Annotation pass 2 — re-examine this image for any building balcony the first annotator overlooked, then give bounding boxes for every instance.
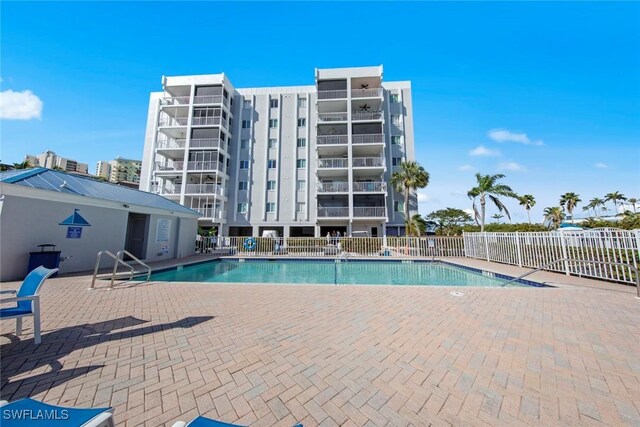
[184,183,225,196]
[159,116,188,127]
[317,135,348,145]
[353,181,386,192]
[317,181,349,193]
[193,95,224,105]
[318,112,348,122]
[154,161,183,172]
[352,157,384,168]
[352,134,384,144]
[318,158,349,169]
[195,207,225,220]
[351,111,383,121]
[160,96,190,106]
[317,207,349,218]
[186,160,226,173]
[351,88,383,98]
[353,207,386,217]
[317,90,348,100]
[156,138,186,149]
[192,116,228,128]
[151,184,181,195]
[190,138,226,151]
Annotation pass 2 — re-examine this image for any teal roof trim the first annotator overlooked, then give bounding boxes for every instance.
[1,167,48,183]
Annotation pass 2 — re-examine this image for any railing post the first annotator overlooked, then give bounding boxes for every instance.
[515,232,522,267]
[484,232,490,262]
[559,233,570,275]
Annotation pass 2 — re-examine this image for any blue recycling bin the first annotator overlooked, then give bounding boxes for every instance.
[27,244,61,277]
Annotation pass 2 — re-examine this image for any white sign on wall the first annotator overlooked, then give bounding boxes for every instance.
[156,219,171,243]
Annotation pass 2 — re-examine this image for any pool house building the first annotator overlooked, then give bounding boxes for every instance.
[140,66,415,238]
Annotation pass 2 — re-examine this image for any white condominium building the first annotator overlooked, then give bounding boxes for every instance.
[140,66,415,237]
[96,157,142,184]
[25,150,89,174]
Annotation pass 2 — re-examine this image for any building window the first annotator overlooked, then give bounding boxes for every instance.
[242,120,251,129]
[238,181,248,191]
[240,160,249,169]
[297,138,306,148]
[391,115,402,126]
[268,159,277,169]
[297,118,306,127]
[390,94,399,103]
[296,180,306,190]
[267,180,276,191]
[296,159,306,168]
[270,99,279,108]
[241,139,249,149]
[391,136,402,145]
[243,100,251,109]
[298,98,307,108]
[392,157,402,167]
[268,139,277,149]
[297,202,305,213]
[269,119,278,128]
[394,201,403,212]
[266,203,276,213]
[237,203,248,213]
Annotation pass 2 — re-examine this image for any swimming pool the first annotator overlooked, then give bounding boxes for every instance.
[148,259,541,287]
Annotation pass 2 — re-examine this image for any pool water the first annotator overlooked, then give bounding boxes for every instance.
[148,260,526,287]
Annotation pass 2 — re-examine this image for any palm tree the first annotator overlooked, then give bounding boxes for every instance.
[13,160,32,170]
[518,194,536,224]
[405,214,427,237]
[390,161,430,235]
[628,197,638,214]
[588,197,605,218]
[544,207,565,229]
[559,192,581,222]
[491,213,504,223]
[467,173,518,232]
[604,192,627,215]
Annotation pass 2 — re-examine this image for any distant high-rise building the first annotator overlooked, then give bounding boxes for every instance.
[95,157,142,184]
[25,150,88,174]
[140,65,415,237]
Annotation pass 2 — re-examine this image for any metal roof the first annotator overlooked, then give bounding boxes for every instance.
[1,168,199,216]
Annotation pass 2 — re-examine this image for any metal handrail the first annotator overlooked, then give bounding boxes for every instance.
[500,258,640,298]
[115,250,151,286]
[90,250,134,290]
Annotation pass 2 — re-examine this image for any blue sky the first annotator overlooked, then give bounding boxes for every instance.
[2,2,639,222]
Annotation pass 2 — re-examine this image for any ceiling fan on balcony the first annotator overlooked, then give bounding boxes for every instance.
[360,83,369,89]
[358,104,371,112]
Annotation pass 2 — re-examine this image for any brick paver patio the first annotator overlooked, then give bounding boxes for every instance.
[1,257,639,426]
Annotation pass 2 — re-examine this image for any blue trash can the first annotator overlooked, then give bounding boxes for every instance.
[27,244,61,277]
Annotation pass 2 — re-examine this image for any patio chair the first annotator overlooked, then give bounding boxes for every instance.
[0,398,114,426]
[172,417,302,427]
[0,266,58,345]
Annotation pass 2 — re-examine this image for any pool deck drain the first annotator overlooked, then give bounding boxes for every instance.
[1,256,639,426]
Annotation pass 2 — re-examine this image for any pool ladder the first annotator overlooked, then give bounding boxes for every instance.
[89,250,151,290]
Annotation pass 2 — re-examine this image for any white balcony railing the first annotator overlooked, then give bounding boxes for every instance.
[352,157,384,168]
[318,158,349,168]
[318,112,348,122]
[152,184,182,195]
[353,182,386,192]
[351,88,383,98]
[317,90,348,100]
[154,161,183,171]
[351,111,383,121]
[186,161,225,173]
[159,116,188,127]
[156,138,186,149]
[352,134,384,144]
[317,207,349,217]
[160,96,190,106]
[195,207,224,220]
[317,135,348,145]
[192,116,221,126]
[193,95,224,105]
[353,207,386,217]
[317,182,349,193]
[184,183,225,196]
[190,138,226,151]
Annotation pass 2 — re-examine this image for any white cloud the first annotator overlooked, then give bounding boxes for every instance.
[498,161,526,172]
[417,191,432,202]
[469,145,500,157]
[463,208,475,217]
[488,128,543,146]
[594,162,608,169]
[457,164,474,171]
[0,89,43,120]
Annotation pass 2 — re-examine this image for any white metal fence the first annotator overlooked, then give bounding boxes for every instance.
[195,236,465,258]
[463,230,640,285]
